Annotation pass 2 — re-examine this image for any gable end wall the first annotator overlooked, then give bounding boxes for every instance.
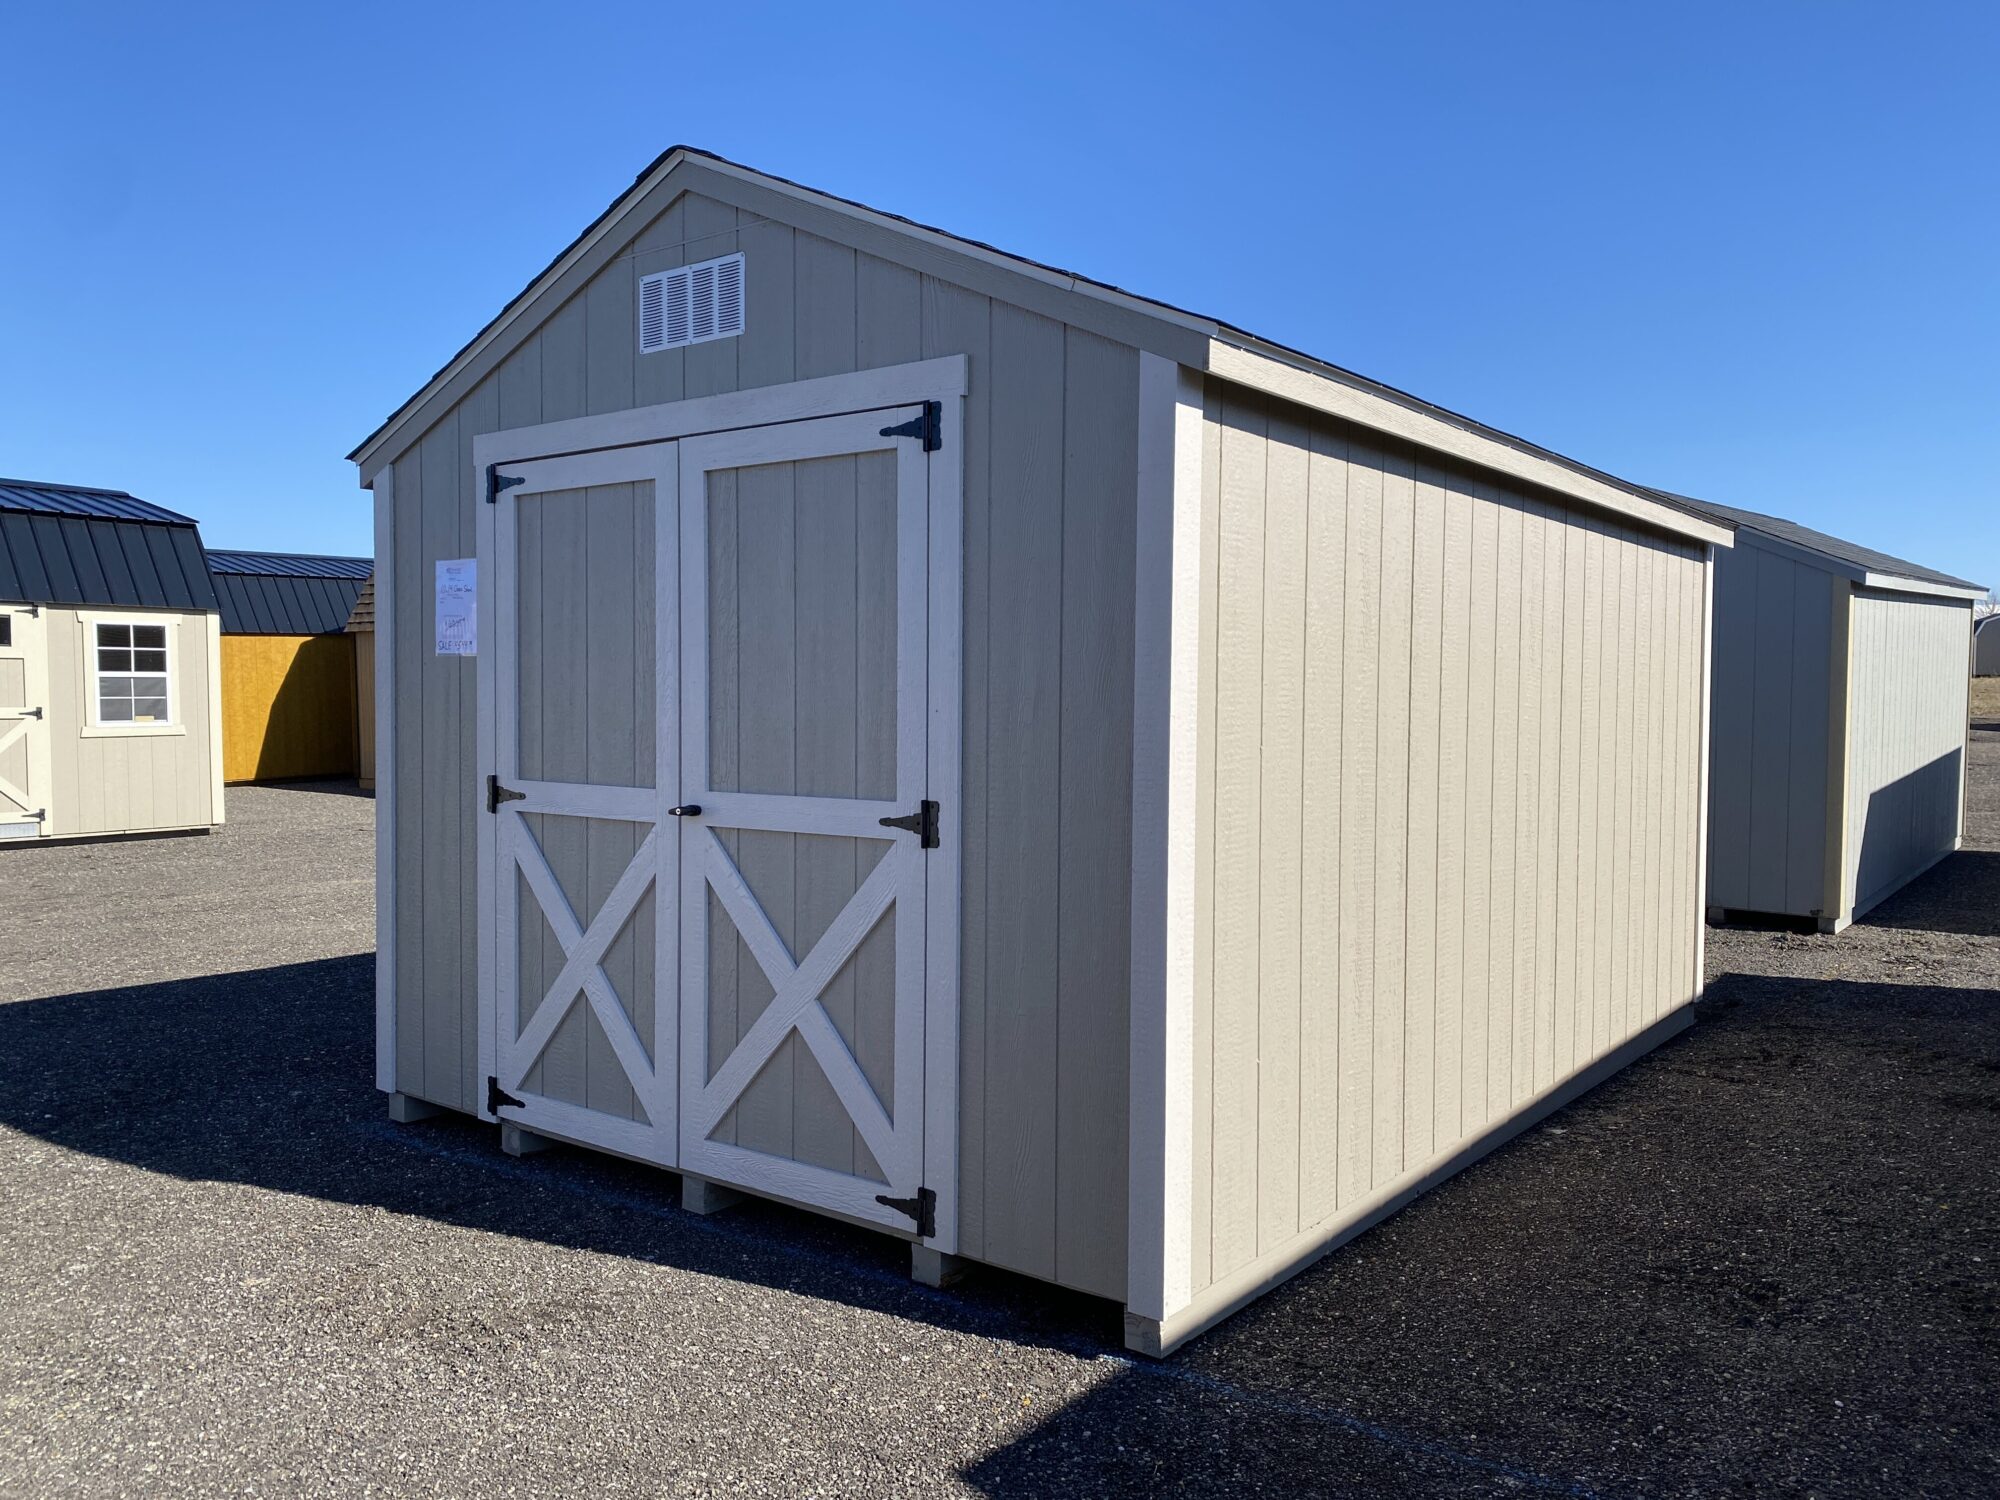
[379,188,1139,1300]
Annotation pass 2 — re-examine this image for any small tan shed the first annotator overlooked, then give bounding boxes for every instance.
[0,479,224,843]
[353,148,1731,1354]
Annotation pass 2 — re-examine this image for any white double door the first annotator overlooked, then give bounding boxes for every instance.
[478,408,949,1238]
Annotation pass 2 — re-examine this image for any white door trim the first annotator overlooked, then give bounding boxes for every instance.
[476,439,680,1166]
[473,355,967,471]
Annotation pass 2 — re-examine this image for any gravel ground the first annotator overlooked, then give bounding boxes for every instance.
[1,720,1996,1498]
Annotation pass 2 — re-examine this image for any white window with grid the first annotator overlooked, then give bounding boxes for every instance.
[93,620,173,726]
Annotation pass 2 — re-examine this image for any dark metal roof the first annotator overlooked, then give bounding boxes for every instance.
[0,479,218,612]
[0,477,199,526]
[205,549,374,581]
[1648,489,1983,593]
[207,553,369,635]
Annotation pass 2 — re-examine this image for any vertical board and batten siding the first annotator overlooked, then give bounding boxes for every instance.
[1185,386,1705,1304]
[1703,538,1837,919]
[45,607,218,835]
[383,190,1137,1298]
[1840,590,1971,918]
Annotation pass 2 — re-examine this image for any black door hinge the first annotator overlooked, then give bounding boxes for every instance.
[21,707,42,721]
[487,773,526,814]
[878,799,939,849]
[875,1185,936,1238]
[487,1076,525,1114]
[879,401,942,452]
[486,464,527,504]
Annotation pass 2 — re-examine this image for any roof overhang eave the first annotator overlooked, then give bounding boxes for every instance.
[1203,341,1736,549]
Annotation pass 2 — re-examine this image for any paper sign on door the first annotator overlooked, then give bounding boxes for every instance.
[436,559,477,656]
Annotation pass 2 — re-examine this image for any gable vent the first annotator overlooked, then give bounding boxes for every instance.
[640,252,745,353]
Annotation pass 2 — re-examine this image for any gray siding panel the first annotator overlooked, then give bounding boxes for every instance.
[1703,538,1836,919]
[1841,591,1971,918]
[383,191,1139,1297]
[1188,386,1706,1305]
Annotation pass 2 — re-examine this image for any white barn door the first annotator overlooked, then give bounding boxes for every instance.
[479,443,679,1165]
[676,408,950,1240]
[0,606,51,839]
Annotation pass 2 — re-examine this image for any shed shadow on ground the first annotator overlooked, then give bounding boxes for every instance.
[4,963,1997,1496]
[962,970,2000,1498]
[0,955,1114,1358]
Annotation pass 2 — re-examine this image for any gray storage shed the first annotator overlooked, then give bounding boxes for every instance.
[0,479,225,842]
[1974,613,2000,676]
[1660,492,1984,931]
[352,147,1732,1353]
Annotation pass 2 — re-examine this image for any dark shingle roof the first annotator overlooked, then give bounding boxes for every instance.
[0,479,218,611]
[1649,490,1983,593]
[344,577,375,633]
[207,551,371,635]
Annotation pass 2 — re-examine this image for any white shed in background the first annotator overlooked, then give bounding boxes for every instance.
[1973,613,2000,677]
[1660,492,1984,931]
[351,147,1732,1355]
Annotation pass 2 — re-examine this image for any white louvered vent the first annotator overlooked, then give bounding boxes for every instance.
[639,252,745,353]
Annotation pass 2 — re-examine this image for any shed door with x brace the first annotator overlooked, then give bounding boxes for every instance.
[676,410,939,1236]
[481,402,953,1241]
[0,607,51,838]
[482,442,679,1164]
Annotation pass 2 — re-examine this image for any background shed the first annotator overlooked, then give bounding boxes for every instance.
[1974,613,2000,676]
[351,147,1729,1354]
[207,550,370,783]
[345,577,376,789]
[1662,493,1984,930]
[0,478,224,841]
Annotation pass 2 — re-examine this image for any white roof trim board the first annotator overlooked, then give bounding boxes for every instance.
[352,147,1737,544]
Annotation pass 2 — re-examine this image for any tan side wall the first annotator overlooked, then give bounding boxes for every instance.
[1185,385,1707,1303]
[46,607,220,836]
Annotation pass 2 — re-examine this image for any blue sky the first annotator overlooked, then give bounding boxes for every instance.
[4,2,1994,588]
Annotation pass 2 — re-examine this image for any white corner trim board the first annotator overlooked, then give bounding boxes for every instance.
[1128,353,1205,1324]
[205,614,225,825]
[372,463,396,1095]
[1205,341,1735,551]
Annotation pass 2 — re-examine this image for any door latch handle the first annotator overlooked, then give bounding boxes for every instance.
[668,804,702,817]
[878,800,940,848]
